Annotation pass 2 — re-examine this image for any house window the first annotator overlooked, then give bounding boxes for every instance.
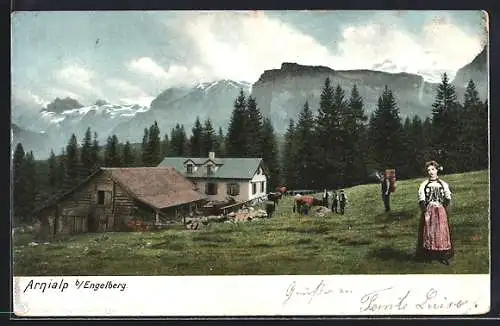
[97,190,111,206]
[227,183,240,196]
[260,181,265,193]
[207,165,213,175]
[187,164,193,174]
[252,182,257,195]
[97,191,105,205]
[205,182,218,195]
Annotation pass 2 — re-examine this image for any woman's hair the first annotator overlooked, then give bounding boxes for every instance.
[425,160,443,172]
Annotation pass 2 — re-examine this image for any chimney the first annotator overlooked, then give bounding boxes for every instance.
[209,151,215,160]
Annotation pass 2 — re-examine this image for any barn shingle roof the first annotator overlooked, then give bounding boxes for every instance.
[33,167,207,214]
[102,167,207,209]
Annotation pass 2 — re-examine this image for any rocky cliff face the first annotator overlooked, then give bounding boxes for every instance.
[453,45,488,99]
[251,63,438,132]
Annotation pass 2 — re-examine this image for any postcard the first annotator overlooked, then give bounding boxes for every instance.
[11,10,490,316]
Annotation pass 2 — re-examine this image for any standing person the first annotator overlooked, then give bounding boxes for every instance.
[339,190,347,215]
[416,160,453,265]
[331,190,338,213]
[379,170,391,212]
[322,188,329,207]
[265,200,276,219]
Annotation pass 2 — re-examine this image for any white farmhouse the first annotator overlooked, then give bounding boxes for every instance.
[158,152,269,203]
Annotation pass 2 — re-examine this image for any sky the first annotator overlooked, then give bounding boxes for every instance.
[11,10,488,110]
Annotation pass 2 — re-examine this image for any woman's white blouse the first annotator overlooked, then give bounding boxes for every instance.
[418,179,452,204]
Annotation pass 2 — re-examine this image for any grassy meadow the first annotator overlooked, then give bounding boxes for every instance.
[13,170,489,276]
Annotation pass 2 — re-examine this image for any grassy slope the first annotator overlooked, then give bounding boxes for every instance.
[13,170,489,276]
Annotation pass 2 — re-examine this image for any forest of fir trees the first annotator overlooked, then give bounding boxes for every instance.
[12,73,488,224]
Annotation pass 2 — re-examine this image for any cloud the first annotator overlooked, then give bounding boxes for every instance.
[177,11,334,82]
[56,63,96,91]
[106,78,147,97]
[167,11,485,83]
[127,56,206,86]
[335,16,484,81]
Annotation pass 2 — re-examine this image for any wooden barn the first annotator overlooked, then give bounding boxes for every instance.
[32,167,207,236]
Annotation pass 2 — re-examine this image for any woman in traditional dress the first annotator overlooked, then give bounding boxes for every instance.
[416,160,454,265]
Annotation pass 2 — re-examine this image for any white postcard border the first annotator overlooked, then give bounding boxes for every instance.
[13,274,490,316]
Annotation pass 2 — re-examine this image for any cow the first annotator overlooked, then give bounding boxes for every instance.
[293,195,325,215]
[275,186,288,196]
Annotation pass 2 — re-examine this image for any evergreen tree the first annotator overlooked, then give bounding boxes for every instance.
[261,118,280,191]
[282,119,298,189]
[141,127,150,166]
[202,118,216,156]
[461,79,487,170]
[22,151,37,220]
[169,124,188,156]
[294,101,317,189]
[344,84,368,185]
[368,85,404,170]
[189,117,204,157]
[13,143,26,222]
[80,127,93,177]
[122,141,135,167]
[245,96,263,157]
[178,125,189,156]
[478,100,489,168]
[314,78,343,188]
[161,133,170,158]
[57,148,66,189]
[431,72,461,173]
[47,149,58,191]
[90,132,101,172]
[226,89,248,157]
[215,127,225,157]
[148,121,162,165]
[64,134,80,189]
[104,135,121,167]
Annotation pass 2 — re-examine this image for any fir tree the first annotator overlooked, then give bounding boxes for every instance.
[141,127,150,166]
[47,149,58,191]
[189,117,204,157]
[202,118,216,156]
[314,78,343,188]
[261,118,280,191]
[368,85,404,170]
[215,127,225,157]
[22,151,37,220]
[294,101,317,189]
[64,134,80,189]
[431,72,461,173]
[282,119,298,189]
[13,143,26,221]
[148,121,162,165]
[90,132,101,172]
[161,133,170,158]
[245,96,263,157]
[226,89,248,157]
[104,135,121,167]
[80,127,93,177]
[344,84,368,185]
[122,141,135,167]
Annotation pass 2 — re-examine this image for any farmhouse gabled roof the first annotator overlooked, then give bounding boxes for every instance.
[33,167,207,215]
[158,156,267,180]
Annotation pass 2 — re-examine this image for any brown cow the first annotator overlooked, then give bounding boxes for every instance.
[275,186,288,196]
[293,195,324,215]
